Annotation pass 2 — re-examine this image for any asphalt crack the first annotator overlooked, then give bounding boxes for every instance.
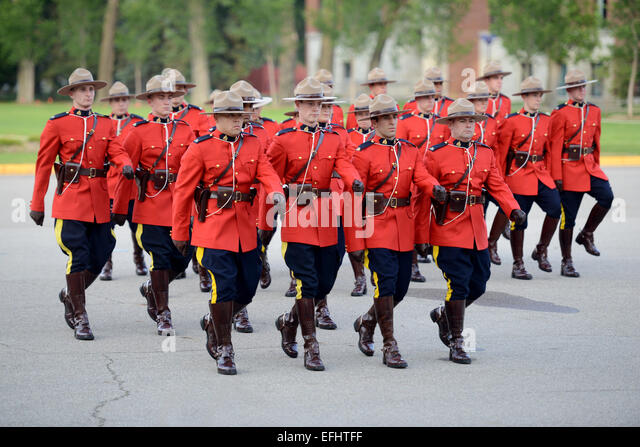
[91,354,131,427]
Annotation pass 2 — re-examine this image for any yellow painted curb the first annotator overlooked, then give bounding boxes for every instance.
[600,156,640,166]
[0,164,35,175]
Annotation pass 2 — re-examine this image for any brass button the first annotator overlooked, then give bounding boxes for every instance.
[216,164,220,168]
[313,166,318,170]
[70,138,74,141]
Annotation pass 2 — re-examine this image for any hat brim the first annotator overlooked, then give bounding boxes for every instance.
[466,94,493,100]
[57,80,108,96]
[175,82,197,89]
[99,93,135,102]
[135,90,184,100]
[556,80,598,90]
[360,79,397,86]
[253,97,273,108]
[369,109,403,118]
[436,113,486,125]
[476,71,512,81]
[284,111,299,117]
[201,109,254,116]
[512,89,552,96]
[414,91,438,99]
[283,95,337,102]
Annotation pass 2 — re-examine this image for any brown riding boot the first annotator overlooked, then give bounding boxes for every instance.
[314,298,337,330]
[354,305,376,356]
[576,203,609,257]
[559,228,580,278]
[151,269,174,335]
[233,303,253,333]
[502,222,511,240]
[348,251,367,296]
[284,275,297,297]
[210,301,236,375]
[132,232,148,276]
[297,298,325,371]
[59,270,98,329]
[198,265,212,293]
[139,278,157,322]
[99,256,113,281]
[445,300,471,364]
[66,271,94,341]
[429,305,450,348]
[510,229,533,280]
[258,229,274,289]
[275,304,299,358]
[374,295,407,368]
[191,251,199,274]
[488,212,509,265]
[410,251,426,282]
[531,215,559,272]
[200,311,218,360]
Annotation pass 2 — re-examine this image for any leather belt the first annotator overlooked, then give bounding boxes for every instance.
[381,196,411,208]
[210,189,254,202]
[150,171,178,183]
[78,167,108,178]
[563,145,594,155]
[514,150,545,163]
[285,184,331,198]
[466,194,485,206]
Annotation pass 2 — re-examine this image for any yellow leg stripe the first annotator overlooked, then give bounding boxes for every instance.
[432,246,452,301]
[111,228,117,240]
[196,246,218,304]
[55,219,73,275]
[281,241,288,260]
[432,245,440,268]
[295,278,303,300]
[136,224,154,271]
[510,220,516,231]
[560,205,566,230]
[363,249,380,299]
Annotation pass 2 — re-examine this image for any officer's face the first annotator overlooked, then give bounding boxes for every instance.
[522,92,543,112]
[242,103,255,125]
[416,96,436,114]
[485,75,504,94]
[372,114,397,139]
[567,85,586,103]
[148,93,172,118]
[171,86,187,107]
[433,82,443,96]
[355,111,371,130]
[69,85,95,109]
[449,117,475,142]
[369,82,388,96]
[109,97,130,116]
[319,104,333,123]
[215,113,244,137]
[471,98,488,114]
[295,100,322,126]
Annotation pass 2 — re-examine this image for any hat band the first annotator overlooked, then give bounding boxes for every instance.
[367,78,389,83]
[415,90,437,97]
[294,93,325,99]
[353,107,369,112]
[483,70,505,77]
[370,107,400,116]
[144,88,176,95]
[447,111,479,118]
[108,92,131,97]
[520,87,545,93]
[566,80,587,86]
[427,78,444,83]
[213,106,245,113]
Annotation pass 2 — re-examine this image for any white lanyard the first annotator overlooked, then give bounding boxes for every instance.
[205,137,238,217]
[144,123,170,199]
[438,145,474,226]
[60,114,89,195]
[509,113,537,177]
[365,142,400,219]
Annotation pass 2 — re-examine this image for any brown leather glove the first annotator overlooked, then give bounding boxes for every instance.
[554,180,563,192]
[172,239,189,257]
[30,211,44,226]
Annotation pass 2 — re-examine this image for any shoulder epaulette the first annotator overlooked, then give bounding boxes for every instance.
[443,96,454,101]
[174,119,189,126]
[555,102,568,110]
[474,141,490,149]
[130,113,145,120]
[250,122,264,129]
[399,138,416,148]
[276,127,296,136]
[587,102,599,108]
[281,118,293,124]
[399,113,413,120]
[188,104,203,111]
[133,120,149,127]
[94,113,109,118]
[262,117,275,123]
[429,142,447,152]
[322,128,339,135]
[329,123,345,130]
[356,141,374,152]
[506,112,519,119]
[208,126,216,132]
[241,132,258,138]
[49,112,69,120]
[500,93,509,99]
[193,134,212,144]
[347,128,355,133]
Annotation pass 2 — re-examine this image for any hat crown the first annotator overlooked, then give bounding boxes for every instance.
[447,98,476,116]
[293,77,325,97]
[108,81,129,96]
[369,94,398,115]
[213,91,245,111]
[209,89,222,101]
[565,69,587,84]
[520,76,544,91]
[314,69,334,85]
[367,67,388,82]
[144,75,176,94]
[230,80,257,99]
[352,93,372,110]
[482,60,504,76]
[68,68,95,85]
[424,67,443,81]
[467,81,490,98]
[414,79,437,95]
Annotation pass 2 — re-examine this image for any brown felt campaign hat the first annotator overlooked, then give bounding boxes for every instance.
[57,68,107,96]
[424,67,446,83]
[361,67,397,86]
[161,68,197,89]
[513,76,552,96]
[368,94,401,118]
[347,93,373,114]
[135,75,182,100]
[414,79,438,98]
[466,81,492,100]
[314,69,335,89]
[556,69,598,90]
[202,91,254,115]
[99,81,135,102]
[230,80,262,104]
[436,98,486,125]
[477,60,512,80]
[283,77,336,101]
[204,89,222,105]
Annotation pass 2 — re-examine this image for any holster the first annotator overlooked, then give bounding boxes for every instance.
[448,190,467,213]
[135,167,150,202]
[432,197,449,225]
[54,162,81,195]
[505,150,516,176]
[194,183,211,222]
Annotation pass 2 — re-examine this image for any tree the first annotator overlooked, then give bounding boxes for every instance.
[609,0,640,117]
[97,0,119,100]
[188,0,210,104]
[0,0,55,103]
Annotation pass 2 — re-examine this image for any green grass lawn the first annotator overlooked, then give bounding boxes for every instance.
[1,101,639,163]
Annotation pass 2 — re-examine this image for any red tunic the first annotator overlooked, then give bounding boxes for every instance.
[549,100,607,192]
[172,130,283,252]
[170,102,210,137]
[113,115,195,226]
[486,93,511,129]
[346,94,375,130]
[264,124,361,247]
[472,114,498,149]
[279,118,298,131]
[402,96,453,117]
[495,110,556,196]
[425,138,520,250]
[332,105,345,127]
[107,113,145,199]
[31,108,132,223]
[259,117,280,139]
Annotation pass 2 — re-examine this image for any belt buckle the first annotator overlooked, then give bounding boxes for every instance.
[89,167,97,178]
[582,147,589,155]
[234,191,242,202]
[389,197,398,208]
[469,195,476,206]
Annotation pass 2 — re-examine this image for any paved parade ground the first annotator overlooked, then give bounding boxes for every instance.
[1,168,638,427]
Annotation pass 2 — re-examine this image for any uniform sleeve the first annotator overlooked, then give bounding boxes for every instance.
[266,135,287,180]
[549,110,565,181]
[105,124,133,172]
[172,144,204,242]
[333,138,361,190]
[593,108,601,166]
[412,150,438,198]
[113,130,141,215]
[344,149,370,252]
[346,104,357,130]
[495,118,513,178]
[30,119,61,212]
[485,150,520,218]
[256,146,284,197]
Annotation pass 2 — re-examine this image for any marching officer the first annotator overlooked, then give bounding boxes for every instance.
[99,81,147,281]
[346,67,396,130]
[112,75,196,336]
[345,93,375,296]
[202,88,221,133]
[252,90,280,139]
[30,68,134,340]
[477,60,512,129]
[348,94,445,368]
[397,79,450,282]
[495,77,562,279]
[314,69,345,127]
[172,91,284,375]
[550,69,613,277]
[425,99,525,364]
[402,67,454,117]
[279,111,299,130]
[266,77,363,371]
[466,81,497,148]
